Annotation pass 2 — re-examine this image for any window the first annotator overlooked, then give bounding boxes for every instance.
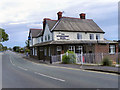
[40,47,43,51]
[76,46,82,53]
[90,34,94,40]
[96,34,100,40]
[41,36,43,42]
[77,33,82,40]
[44,48,47,56]
[35,48,37,56]
[109,45,115,54]
[37,38,40,43]
[33,48,34,55]
[48,35,50,41]
[69,46,75,52]
[57,46,62,51]
[45,36,47,41]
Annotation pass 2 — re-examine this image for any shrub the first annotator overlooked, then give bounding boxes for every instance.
[102,57,112,66]
[62,50,76,64]
[62,54,70,64]
[67,50,76,64]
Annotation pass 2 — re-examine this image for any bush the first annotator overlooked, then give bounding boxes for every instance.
[62,50,76,64]
[102,57,112,66]
[62,54,70,64]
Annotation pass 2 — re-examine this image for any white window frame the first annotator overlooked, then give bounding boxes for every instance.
[90,34,94,40]
[76,46,82,50]
[33,48,34,55]
[77,33,82,40]
[41,36,43,42]
[109,45,115,54]
[45,36,47,41]
[96,34,100,40]
[35,48,37,56]
[69,46,75,52]
[48,34,50,41]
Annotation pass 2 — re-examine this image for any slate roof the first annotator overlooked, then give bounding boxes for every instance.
[47,17,105,33]
[46,20,57,30]
[29,29,42,38]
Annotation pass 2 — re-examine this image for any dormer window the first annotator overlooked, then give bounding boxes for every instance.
[48,34,50,41]
[45,36,47,41]
[41,36,43,42]
[90,34,94,40]
[77,33,82,40]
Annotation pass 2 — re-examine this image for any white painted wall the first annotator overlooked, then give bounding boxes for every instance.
[53,31,104,41]
[29,40,32,47]
[43,23,52,42]
[33,38,38,45]
[29,32,33,47]
[38,37,41,43]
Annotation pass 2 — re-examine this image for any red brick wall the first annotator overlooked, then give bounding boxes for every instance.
[95,43,119,63]
[95,44,109,53]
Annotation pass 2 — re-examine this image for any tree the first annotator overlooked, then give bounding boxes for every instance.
[0,43,3,51]
[13,46,20,52]
[25,40,29,48]
[8,47,12,51]
[3,46,7,51]
[0,28,9,42]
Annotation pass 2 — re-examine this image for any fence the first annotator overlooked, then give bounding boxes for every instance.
[51,55,62,63]
[51,53,120,65]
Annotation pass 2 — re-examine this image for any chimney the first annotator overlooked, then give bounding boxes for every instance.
[57,11,63,20]
[80,13,86,19]
[43,18,51,30]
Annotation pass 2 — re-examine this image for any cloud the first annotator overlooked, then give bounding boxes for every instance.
[0,0,118,47]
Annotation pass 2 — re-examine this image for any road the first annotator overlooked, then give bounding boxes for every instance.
[2,51,119,88]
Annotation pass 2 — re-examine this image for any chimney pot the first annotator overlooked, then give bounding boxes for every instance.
[80,13,86,19]
[57,11,63,20]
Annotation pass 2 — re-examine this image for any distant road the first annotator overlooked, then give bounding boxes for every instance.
[2,51,118,88]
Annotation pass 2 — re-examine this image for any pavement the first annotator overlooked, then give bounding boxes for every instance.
[20,53,120,74]
[2,51,119,88]
[0,52,2,90]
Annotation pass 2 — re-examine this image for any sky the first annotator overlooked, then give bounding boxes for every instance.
[0,0,119,48]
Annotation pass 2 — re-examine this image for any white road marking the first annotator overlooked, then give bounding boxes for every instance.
[10,59,15,66]
[17,66,28,71]
[34,72,65,82]
[33,63,119,76]
[9,52,118,76]
[9,55,28,71]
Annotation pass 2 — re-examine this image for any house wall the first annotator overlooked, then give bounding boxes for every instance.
[53,31,104,41]
[94,43,119,62]
[30,47,39,59]
[29,33,33,47]
[95,44,109,53]
[33,38,38,45]
[38,37,41,43]
[43,23,52,42]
